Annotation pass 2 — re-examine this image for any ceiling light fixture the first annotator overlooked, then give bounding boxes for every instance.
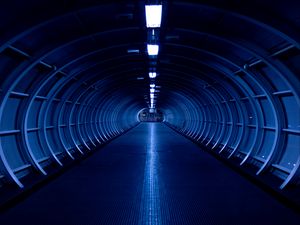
[149,72,157,78]
[147,44,159,56]
[145,5,162,28]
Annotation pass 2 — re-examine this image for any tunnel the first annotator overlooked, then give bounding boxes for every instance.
[0,0,300,224]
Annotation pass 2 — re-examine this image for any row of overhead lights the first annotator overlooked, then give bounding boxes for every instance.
[145,3,162,110]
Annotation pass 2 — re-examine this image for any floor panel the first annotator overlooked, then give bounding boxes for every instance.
[0,123,299,225]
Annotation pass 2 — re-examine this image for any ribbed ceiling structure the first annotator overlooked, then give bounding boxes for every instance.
[0,0,299,200]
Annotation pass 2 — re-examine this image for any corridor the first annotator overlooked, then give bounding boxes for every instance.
[0,123,299,225]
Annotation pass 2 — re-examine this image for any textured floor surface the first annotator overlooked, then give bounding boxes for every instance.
[0,123,299,225]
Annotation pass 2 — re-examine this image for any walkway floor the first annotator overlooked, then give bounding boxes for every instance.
[0,123,299,225]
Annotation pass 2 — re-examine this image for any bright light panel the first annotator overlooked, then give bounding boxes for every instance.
[150,94,154,98]
[150,88,155,93]
[145,5,162,28]
[150,84,155,88]
[149,72,157,78]
[147,44,159,56]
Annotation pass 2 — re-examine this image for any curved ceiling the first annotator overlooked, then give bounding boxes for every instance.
[0,0,299,195]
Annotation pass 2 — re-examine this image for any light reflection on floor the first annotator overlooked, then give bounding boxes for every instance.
[139,123,161,225]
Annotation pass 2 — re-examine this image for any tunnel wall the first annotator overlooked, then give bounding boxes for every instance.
[0,2,151,189]
[0,51,142,188]
[162,48,300,189]
[154,1,300,191]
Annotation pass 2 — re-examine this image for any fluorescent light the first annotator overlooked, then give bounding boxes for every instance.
[150,94,154,98]
[137,77,144,80]
[150,84,155,88]
[147,44,159,56]
[127,49,140,53]
[150,88,155,93]
[149,72,157,78]
[145,5,162,28]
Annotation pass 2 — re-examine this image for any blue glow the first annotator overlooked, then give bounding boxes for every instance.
[138,123,161,224]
